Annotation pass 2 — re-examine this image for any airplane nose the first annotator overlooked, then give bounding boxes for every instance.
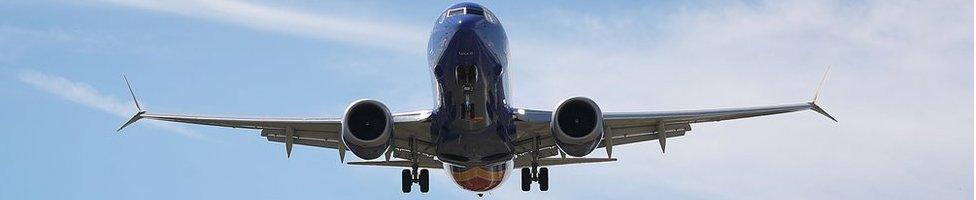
[449,16,484,43]
[454,15,483,31]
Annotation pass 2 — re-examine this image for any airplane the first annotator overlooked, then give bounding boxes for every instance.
[117,2,836,196]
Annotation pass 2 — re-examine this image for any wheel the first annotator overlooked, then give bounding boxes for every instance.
[520,167,531,191]
[538,167,549,191]
[401,169,412,193]
[419,169,430,193]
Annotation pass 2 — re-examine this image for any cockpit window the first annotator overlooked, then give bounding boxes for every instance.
[445,7,485,18]
[483,8,495,23]
[466,8,484,16]
[446,8,465,17]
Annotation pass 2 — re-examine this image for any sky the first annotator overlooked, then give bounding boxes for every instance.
[0,0,972,199]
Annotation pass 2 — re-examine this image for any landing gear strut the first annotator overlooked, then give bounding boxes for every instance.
[521,135,549,192]
[401,138,429,193]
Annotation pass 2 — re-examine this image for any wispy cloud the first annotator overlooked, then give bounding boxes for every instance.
[92,0,427,53]
[17,70,202,139]
[499,1,972,199]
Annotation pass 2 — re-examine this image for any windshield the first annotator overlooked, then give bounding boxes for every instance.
[445,7,485,18]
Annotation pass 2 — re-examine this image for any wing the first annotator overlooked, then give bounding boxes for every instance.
[119,110,438,163]
[511,101,835,168]
[116,77,439,168]
[512,68,836,168]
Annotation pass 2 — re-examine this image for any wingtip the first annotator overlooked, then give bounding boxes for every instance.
[122,74,143,111]
[117,111,146,132]
[118,75,147,133]
[807,66,836,122]
[809,102,837,122]
[812,65,831,103]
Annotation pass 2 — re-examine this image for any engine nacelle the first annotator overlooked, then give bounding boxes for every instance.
[341,99,393,160]
[551,97,605,157]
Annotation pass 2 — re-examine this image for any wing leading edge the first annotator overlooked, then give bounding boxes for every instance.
[512,101,835,167]
[115,76,437,166]
[512,68,837,167]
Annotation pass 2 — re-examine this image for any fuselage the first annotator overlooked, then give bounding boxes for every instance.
[427,2,513,192]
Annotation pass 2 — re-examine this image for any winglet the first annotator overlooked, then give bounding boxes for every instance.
[117,75,146,132]
[808,66,837,122]
[812,65,830,103]
[117,111,146,132]
[809,102,837,122]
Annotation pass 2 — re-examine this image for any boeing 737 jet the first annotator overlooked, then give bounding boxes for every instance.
[117,2,835,195]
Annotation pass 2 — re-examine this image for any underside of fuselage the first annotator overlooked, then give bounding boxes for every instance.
[446,162,511,192]
[427,2,514,192]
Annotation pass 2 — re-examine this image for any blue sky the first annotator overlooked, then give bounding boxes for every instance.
[1,0,972,199]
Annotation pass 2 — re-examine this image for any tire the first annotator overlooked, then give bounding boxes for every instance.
[401,169,412,193]
[538,167,549,191]
[419,169,430,193]
[520,168,531,191]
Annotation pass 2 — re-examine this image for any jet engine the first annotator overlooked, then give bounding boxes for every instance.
[551,97,604,157]
[341,99,394,160]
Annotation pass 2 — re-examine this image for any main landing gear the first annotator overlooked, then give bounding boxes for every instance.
[521,135,549,192]
[401,166,429,193]
[520,166,549,191]
[401,138,428,193]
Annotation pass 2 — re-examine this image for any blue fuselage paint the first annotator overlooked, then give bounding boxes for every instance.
[427,2,514,169]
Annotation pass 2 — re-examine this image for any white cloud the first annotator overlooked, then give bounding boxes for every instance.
[17,69,202,139]
[92,0,428,53]
[500,0,972,199]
